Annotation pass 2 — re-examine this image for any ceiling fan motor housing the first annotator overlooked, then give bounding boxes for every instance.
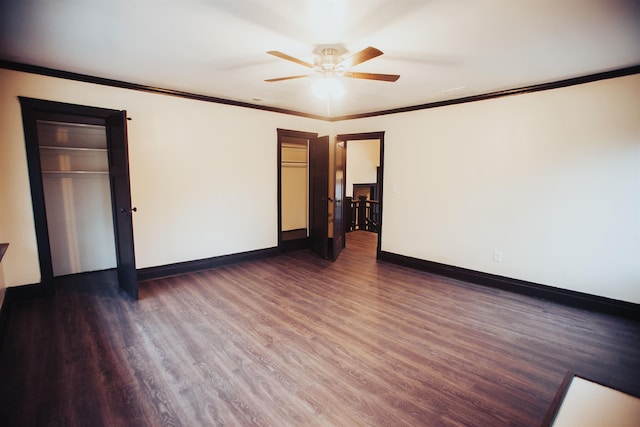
[314,48,345,76]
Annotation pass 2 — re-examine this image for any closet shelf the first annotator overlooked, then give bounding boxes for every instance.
[281,143,308,150]
[40,145,107,152]
[42,170,109,175]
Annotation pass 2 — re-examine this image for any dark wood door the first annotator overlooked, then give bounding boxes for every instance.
[107,111,138,299]
[332,140,346,261]
[309,135,329,259]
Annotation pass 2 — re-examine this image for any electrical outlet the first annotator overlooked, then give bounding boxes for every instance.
[493,250,503,262]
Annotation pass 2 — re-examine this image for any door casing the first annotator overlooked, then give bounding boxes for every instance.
[277,128,318,253]
[336,131,385,258]
[19,97,138,299]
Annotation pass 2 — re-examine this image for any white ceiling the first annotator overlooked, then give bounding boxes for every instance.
[1,0,639,118]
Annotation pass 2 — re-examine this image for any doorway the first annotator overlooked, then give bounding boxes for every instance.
[277,129,337,259]
[20,98,138,299]
[336,132,385,258]
[278,129,382,260]
[278,129,317,253]
[37,120,116,276]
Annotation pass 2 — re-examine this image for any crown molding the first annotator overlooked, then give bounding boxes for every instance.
[330,64,640,121]
[0,59,329,121]
[2,59,638,122]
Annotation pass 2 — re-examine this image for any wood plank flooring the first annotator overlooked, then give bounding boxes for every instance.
[1,231,639,426]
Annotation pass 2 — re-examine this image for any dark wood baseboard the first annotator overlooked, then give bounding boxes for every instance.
[280,237,311,253]
[378,251,640,320]
[282,229,308,241]
[137,247,279,282]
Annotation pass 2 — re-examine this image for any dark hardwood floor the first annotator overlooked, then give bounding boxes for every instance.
[1,231,639,426]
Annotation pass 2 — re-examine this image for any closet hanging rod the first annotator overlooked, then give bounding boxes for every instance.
[37,120,105,130]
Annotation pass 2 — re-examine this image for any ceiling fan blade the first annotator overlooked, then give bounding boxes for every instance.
[340,46,383,68]
[343,71,400,82]
[267,51,314,69]
[264,74,310,82]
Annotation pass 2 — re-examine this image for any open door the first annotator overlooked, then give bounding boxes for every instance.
[309,135,330,259]
[337,131,385,258]
[107,111,138,299]
[332,140,346,261]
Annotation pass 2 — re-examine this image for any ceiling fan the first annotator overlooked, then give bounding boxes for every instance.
[265,46,400,83]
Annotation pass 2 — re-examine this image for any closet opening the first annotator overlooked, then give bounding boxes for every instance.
[20,97,138,299]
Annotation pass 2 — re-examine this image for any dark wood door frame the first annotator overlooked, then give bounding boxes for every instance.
[336,131,385,258]
[19,97,138,299]
[276,129,318,253]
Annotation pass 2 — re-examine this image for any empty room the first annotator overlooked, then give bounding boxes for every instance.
[0,1,639,426]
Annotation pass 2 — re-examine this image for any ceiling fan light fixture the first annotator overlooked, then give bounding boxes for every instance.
[313,48,343,72]
[311,75,345,100]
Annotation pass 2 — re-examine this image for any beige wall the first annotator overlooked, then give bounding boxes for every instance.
[1,68,638,305]
[336,74,640,304]
[281,143,308,231]
[0,68,329,291]
[346,139,380,198]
